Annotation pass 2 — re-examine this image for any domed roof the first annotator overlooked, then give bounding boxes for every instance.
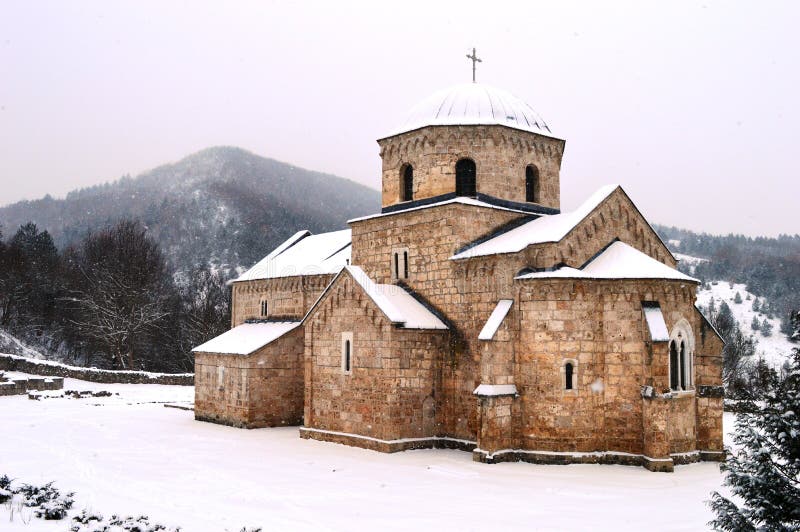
[383,82,557,139]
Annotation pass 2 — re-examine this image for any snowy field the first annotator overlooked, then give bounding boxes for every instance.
[0,375,733,531]
[696,281,795,368]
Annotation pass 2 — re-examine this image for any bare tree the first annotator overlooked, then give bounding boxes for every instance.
[63,221,171,370]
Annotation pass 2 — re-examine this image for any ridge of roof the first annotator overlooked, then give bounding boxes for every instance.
[514,241,697,283]
[348,196,531,224]
[233,228,351,282]
[450,185,619,260]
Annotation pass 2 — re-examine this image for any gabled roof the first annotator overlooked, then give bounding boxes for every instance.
[192,322,301,355]
[306,266,448,330]
[234,229,351,282]
[345,266,448,330]
[515,241,697,282]
[451,185,618,260]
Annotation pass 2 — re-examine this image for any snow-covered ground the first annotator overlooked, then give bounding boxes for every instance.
[1,376,731,531]
[696,281,795,368]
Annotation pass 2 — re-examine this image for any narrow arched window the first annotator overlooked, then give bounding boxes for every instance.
[565,362,574,390]
[455,158,476,196]
[260,300,268,317]
[525,165,540,202]
[341,332,353,374]
[669,340,680,390]
[401,164,413,202]
[679,341,687,391]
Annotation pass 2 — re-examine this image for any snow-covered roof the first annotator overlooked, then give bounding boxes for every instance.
[235,229,351,282]
[451,185,618,260]
[515,241,697,282]
[382,83,559,140]
[348,196,530,224]
[478,300,514,340]
[642,304,670,342]
[192,322,301,355]
[473,384,518,396]
[345,266,448,330]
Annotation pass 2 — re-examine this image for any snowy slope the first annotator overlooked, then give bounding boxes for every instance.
[696,281,795,367]
[0,329,46,359]
[0,373,729,531]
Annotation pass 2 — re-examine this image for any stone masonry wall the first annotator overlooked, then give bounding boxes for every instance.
[378,125,564,210]
[511,278,718,458]
[231,274,333,327]
[350,203,528,441]
[303,270,448,442]
[194,326,305,428]
[0,354,193,385]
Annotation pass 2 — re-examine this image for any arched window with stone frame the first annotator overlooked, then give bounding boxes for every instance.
[668,319,695,391]
[455,158,477,196]
[561,358,578,391]
[260,299,268,318]
[525,164,540,202]
[400,163,414,202]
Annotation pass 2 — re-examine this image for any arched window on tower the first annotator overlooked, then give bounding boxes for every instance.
[401,164,414,202]
[525,164,540,202]
[455,158,476,196]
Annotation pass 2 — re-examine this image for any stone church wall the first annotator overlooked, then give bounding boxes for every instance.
[378,125,564,210]
[350,203,528,442]
[503,278,721,468]
[194,326,305,428]
[301,271,448,448]
[231,274,333,327]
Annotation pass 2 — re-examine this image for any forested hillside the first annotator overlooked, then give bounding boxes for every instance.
[0,146,380,275]
[656,224,800,336]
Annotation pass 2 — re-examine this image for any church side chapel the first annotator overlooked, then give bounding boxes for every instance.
[193,52,724,472]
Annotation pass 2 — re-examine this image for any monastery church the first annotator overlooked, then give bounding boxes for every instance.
[193,67,724,472]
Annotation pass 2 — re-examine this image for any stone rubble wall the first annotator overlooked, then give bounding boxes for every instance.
[0,372,64,396]
[0,354,193,385]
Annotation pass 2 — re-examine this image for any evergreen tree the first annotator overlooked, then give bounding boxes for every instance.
[753,298,761,312]
[762,319,774,338]
[734,292,743,304]
[709,339,800,530]
[751,315,761,331]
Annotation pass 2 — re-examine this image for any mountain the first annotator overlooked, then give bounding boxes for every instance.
[0,147,381,274]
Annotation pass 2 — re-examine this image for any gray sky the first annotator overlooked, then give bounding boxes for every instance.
[1,0,798,236]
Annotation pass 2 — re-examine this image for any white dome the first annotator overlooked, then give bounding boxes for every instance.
[384,82,557,139]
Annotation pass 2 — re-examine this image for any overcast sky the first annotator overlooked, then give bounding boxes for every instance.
[1,1,797,236]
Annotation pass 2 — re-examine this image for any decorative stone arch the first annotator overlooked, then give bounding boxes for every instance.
[560,358,579,391]
[669,318,695,391]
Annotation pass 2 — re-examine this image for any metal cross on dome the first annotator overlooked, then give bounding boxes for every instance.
[466,47,482,83]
